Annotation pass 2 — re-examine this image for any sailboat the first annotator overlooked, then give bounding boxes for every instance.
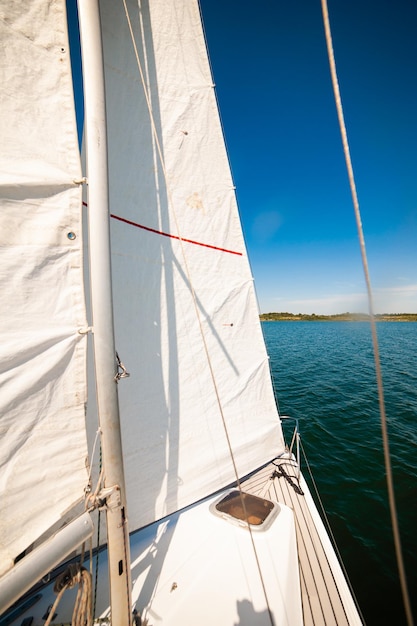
[0,1,363,624]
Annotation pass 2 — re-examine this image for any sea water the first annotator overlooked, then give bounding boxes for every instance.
[262,321,417,626]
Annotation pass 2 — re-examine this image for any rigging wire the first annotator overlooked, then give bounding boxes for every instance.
[299,439,365,622]
[121,2,274,623]
[320,2,414,625]
[93,446,103,622]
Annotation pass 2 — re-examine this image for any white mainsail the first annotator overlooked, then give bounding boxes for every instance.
[99,0,285,532]
[0,2,367,625]
[0,0,284,596]
[0,1,88,576]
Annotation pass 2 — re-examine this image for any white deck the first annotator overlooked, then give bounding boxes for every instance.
[241,458,363,626]
[1,458,363,626]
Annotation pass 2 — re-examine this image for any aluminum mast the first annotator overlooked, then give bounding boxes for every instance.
[77,2,132,624]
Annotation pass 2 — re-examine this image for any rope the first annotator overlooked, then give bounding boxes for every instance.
[321,3,414,625]
[72,568,93,626]
[84,431,104,623]
[299,439,365,622]
[93,445,103,621]
[121,3,274,623]
[271,462,304,495]
[44,563,92,626]
[85,427,102,503]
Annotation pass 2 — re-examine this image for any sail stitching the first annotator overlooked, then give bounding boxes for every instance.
[121,2,274,623]
[120,0,243,484]
[321,3,414,625]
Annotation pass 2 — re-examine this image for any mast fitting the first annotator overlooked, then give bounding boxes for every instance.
[86,485,121,511]
[115,352,130,382]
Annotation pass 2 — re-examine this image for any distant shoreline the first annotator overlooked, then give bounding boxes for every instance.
[260,312,417,322]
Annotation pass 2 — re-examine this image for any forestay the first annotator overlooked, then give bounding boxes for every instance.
[0,1,88,575]
[99,0,285,532]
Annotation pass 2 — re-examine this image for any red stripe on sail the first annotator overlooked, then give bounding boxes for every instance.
[110,213,243,256]
[82,203,242,256]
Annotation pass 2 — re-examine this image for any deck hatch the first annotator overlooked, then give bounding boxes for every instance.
[212,490,279,529]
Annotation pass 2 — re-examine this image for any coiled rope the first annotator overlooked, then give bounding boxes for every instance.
[44,563,92,626]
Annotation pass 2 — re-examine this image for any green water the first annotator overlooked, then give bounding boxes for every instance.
[263,321,417,626]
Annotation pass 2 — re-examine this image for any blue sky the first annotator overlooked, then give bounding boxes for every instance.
[199,0,417,314]
[68,1,417,315]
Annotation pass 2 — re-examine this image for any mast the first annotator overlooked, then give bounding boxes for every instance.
[76,2,132,624]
